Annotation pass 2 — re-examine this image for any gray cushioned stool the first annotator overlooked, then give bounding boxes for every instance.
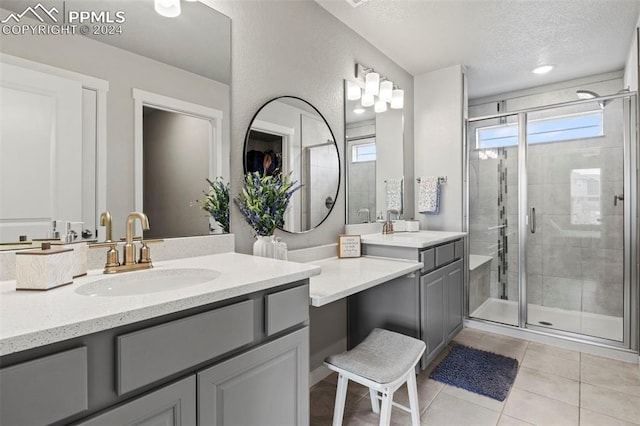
[324,328,426,426]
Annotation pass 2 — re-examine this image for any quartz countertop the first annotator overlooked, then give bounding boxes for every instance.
[0,252,320,356]
[308,256,422,307]
[360,230,467,249]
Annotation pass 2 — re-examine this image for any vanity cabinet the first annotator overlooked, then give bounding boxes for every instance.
[352,238,465,369]
[0,282,310,426]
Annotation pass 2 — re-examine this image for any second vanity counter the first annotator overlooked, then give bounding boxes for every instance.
[0,252,321,356]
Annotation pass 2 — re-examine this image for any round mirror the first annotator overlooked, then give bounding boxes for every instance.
[243,96,340,233]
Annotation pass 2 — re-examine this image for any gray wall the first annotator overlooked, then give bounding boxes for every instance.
[207,0,414,253]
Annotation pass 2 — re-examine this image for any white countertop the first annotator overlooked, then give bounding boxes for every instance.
[308,256,422,307]
[0,252,320,356]
[360,230,467,248]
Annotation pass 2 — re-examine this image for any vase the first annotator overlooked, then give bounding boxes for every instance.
[253,235,275,258]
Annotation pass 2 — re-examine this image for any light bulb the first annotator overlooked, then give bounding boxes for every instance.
[361,93,374,107]
[347,81,362,101]
[391,89,404,109]
[154,0,181,17]
[374,98,387,113]
[365,72,380,96]
[379,80,393,103]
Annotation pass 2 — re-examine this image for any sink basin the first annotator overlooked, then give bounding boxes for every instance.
[75,268,221,297]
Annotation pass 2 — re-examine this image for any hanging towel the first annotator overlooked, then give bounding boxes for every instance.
[418,176,440,214]
[385,177,403,213]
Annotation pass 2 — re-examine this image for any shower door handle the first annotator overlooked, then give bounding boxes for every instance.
[614,194,624,206]
[529,207,536,234]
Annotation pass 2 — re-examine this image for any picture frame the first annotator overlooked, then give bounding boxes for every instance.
[338,234,361,258]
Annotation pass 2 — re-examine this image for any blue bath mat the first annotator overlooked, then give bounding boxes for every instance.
[430,344,518,401]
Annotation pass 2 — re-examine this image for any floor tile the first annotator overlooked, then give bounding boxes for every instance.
[503,388,579,426]
[421,392,501,426]
[441,384,505,412]
[342,393,412,426]
[581,353,640,397]
[513,367,579,406]
[477,333,529,362]
[579,408,640,426]
[497,415,534,426]
[526,341,580,362]
[521,349,580,380]
[394,374,444,414]
[452,327,485,348]
[580,383,640,424]
[310,378,366,425]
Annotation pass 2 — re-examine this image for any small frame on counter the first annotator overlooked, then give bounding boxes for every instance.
[338,234,361,258]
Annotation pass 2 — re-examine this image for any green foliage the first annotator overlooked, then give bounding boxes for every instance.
[200,177,230,233]
[234,171,301,236]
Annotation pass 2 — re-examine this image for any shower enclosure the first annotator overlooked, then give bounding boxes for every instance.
[466,92,638,350]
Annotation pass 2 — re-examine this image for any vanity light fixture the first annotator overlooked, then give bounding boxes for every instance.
[391,88,404,109]
[379,80,393,103]
[531,64,554,74]
[355,63,403,112]
[361,93,375,107]
[154,0,181,17]
[365,71,380,96]
[374,98,387,113]
[347,81,362,100]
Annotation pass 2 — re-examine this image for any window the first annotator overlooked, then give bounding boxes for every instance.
[476,110,604,149]
[352,142,376,163]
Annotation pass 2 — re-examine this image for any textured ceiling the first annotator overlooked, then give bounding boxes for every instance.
[315,0,640,99]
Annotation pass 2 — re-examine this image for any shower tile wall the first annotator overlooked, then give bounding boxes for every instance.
[308,144,340,226]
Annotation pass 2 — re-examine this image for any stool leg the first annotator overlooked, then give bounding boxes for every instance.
[332,373,349,426]
[369,388,380,414]
[378,388,394,426]
[407,371,420,426]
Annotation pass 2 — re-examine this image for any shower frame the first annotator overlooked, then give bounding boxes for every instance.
[464,92,639,352]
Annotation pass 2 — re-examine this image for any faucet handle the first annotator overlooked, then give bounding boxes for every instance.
[89,241,121,270]
[138,239,163,264]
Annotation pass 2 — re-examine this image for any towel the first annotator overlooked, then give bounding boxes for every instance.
[385,178,403,213]
[418,176,440,214]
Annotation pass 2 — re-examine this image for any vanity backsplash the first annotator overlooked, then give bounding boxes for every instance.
[0,235,235,282]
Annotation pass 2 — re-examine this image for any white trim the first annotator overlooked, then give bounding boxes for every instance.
[249,119,296,228]
[132,89,224,233]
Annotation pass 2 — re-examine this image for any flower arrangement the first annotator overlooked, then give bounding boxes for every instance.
[199,177,230,234]
[234,171,301,237]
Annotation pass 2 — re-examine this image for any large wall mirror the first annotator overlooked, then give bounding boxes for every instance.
[244,97,340,233]
[0,0,230,244]
[344,80,404,223]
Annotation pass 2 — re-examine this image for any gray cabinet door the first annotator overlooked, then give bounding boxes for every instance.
[421,268,446,367]
[446,260,464,339]
[77,376,196,426]
[198,327,309,426]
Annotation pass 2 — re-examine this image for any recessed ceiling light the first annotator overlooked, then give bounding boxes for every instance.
[353,107,366,114]
[531,65,554,74]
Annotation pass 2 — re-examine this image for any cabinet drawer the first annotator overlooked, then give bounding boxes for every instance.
[117,300,254,395]
[420,248,435,273]
[454,239,464,260]
[0,347,88,425]
[435,243,455,267]
[265,284,309,336]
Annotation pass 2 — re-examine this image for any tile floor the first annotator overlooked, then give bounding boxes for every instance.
[310,328,640,426]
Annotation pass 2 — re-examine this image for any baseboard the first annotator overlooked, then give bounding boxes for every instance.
[309,365,333,387]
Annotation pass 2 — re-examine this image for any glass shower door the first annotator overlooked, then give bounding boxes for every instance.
[524,97,629,342]
[467,114,520,326]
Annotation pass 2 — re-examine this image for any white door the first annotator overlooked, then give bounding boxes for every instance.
[0,63,83,241]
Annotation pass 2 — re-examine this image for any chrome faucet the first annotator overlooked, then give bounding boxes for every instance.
[357,208,371,223]
[99,211,113,242]
[382,208,399,234]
